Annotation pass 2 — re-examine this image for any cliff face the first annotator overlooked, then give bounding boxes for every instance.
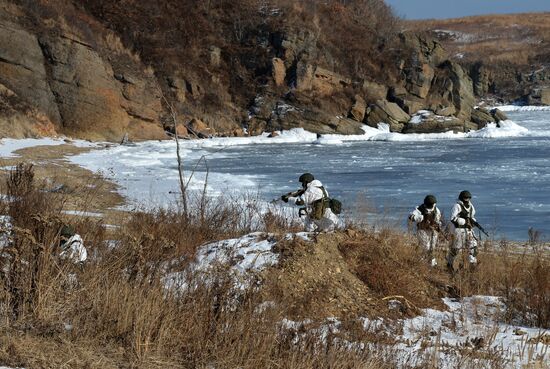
[0,0,166,140]
[409,13,550,104]
[0,1,540,141]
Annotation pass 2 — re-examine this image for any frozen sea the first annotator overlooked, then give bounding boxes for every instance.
[69,107,550,241]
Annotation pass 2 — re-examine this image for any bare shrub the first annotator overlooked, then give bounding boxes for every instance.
[338,229,448,314]
[449,241,550,329]
[503,250,550,328]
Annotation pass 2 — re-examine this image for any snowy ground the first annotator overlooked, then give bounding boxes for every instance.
[0,137,96,158]
[164,232,310,290]
[181,232,550,369]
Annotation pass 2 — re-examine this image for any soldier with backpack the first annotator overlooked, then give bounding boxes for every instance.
[408,195,442,267]
[281,173,340,232]
[447,190,484,269]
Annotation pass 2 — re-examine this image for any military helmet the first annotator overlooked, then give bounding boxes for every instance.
[424,195,437,207]
[298,173,314,184]
[459,190,472,201]
[60,225,76,238]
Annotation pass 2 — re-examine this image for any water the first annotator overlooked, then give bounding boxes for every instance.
[71,109,550,241]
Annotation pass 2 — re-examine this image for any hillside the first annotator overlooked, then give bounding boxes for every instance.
[2,0,544,141]
[408,13,550,103]
[0,0,401,140]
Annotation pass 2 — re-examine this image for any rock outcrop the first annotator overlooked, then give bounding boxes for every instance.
[0,1,538,141]
[365,100,410,132]
[0,22,61,123]
[403,111,477,134]
[348,95,366,122]
[0,5,166,141]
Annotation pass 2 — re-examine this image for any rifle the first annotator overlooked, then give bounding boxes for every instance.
[270,189,305,204]
[281,189,305,202]
[472,220,489,237]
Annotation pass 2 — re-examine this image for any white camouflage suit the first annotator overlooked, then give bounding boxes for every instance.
[291,179,339,232]
[448,201,478,265]
[409,204,442,266]
[60,234,88,264]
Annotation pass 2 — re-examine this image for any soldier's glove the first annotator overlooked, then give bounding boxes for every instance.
[281,195,289,203]
[298,208,307,217]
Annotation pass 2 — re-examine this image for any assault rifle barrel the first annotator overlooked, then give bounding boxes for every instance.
[472,220,489,237]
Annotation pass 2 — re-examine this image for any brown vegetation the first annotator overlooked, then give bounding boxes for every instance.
[0,164,549,367]
[75,0,401,106]
[408,13,550,64]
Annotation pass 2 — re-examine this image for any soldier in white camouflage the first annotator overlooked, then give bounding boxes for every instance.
[409,195,442,267]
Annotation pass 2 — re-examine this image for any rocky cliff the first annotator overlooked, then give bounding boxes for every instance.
[0,0,533,141]
[409,13,550,105]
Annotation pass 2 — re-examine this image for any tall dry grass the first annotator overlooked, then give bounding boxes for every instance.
[0,163,386,368]
[0,164,548,368]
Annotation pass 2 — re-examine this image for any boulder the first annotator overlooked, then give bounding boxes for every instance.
[470,107,495,127]
[348,95,366,122]
[362,80,388,100]
[202,112,240,135]
[296,64,350,96]
[175,124,189,137]
[331,117,365,135]
[435,106,456,117]
[247,117,268,136]
[232,128,245,137]
[404,111,477,133]
[429,61,475,122]
[365,99,410,132]
[269,107,363,135]
[490,108,508,122]
[391,92,425,115]
[188,118,208,132]
[272,58,286,87]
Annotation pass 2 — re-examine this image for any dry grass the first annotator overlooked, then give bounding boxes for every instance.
[0,164,385,368]
[1,164,549,368]
[338,228,449,314]
[408,12,550,64]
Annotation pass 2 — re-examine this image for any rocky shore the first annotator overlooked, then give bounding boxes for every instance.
[0,1,547,142]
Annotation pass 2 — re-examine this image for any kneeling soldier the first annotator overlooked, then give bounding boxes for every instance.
[282,173,339,232]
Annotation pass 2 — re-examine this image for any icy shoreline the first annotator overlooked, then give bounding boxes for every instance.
[0,113,538,157]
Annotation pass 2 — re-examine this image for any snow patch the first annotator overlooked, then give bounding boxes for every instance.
[286,295,549,368]
[0,138,96,158]
[496,105,550,112]
[164,232,313,291]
